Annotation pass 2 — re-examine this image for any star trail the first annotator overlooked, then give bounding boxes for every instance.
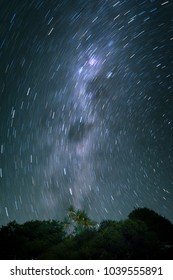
[0,0,173,225]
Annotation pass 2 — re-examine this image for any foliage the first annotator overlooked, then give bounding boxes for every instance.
[62,206,96,235]
[0,207,173,259]
[129,207,173,243]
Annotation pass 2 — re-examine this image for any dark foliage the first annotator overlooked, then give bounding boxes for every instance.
[0,220,64,259]
[129,207,173,243]
[0,208,173,260]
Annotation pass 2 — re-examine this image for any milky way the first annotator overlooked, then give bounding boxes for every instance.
[0,0,173,225]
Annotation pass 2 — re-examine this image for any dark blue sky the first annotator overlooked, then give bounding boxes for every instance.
[0,0,172,225]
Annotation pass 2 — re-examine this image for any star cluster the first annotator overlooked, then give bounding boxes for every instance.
[0,0,173,225]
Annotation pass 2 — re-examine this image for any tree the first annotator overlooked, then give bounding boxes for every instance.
[65,206,96,235]
[0,207,172,260]
[129,208,173,243]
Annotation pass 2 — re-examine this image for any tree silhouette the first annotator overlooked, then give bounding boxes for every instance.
[0,207,173,260]
[129,207,173,243]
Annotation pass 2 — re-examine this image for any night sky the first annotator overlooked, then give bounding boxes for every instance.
[0,0,173,226]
